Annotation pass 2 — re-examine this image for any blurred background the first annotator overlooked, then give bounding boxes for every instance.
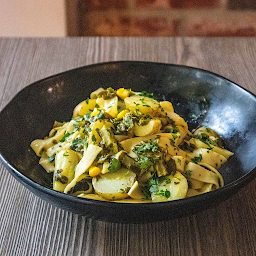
[1,0,256,37]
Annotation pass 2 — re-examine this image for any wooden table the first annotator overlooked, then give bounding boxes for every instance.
[1,37,256,256]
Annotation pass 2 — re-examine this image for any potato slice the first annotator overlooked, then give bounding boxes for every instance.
[151,171,188,202]
[96,96,118,118]
[73,99,97,118]
[90,87,104,99]
[124,95,160,116]
[120,134,157,158]
[160,101,174,112]
[92,168,136,200]
[134,119,162,137]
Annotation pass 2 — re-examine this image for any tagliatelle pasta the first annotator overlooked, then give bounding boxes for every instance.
[31,87,233,203]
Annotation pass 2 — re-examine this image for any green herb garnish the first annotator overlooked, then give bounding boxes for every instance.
[109,158,121,173]
[139,91,154,99]
[70,138,87,151]
[91,134,97,142]
[48,155,55,163]
[73,123,80,132]
[191,154,202,164]
[60,131,72,142]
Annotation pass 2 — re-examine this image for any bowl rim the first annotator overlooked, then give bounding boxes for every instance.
[1,60,256,210]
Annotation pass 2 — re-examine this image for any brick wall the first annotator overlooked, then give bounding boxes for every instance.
[70,0,256,36]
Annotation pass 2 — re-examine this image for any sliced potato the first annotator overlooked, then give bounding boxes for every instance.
[90,87,104,99]
[73,99,97,118]
[134,119,162,137]
[168,171,188,200]
[124,95,160,116]
[92,168,136,200]
[151,171,188,202]
[120,134,157,158]
[96,96,118,118]
[160,101,174,112]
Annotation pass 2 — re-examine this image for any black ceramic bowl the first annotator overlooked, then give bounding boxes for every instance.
[1,61,256,223]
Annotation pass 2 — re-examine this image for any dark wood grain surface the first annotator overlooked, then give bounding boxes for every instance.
[0,37,256,256]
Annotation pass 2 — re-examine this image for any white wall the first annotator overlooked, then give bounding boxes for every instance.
[0,0,66,37]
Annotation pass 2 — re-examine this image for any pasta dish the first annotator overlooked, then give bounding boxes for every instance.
[31,88,233,202]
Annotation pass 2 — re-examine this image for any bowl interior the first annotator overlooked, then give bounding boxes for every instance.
[1,61,256,195]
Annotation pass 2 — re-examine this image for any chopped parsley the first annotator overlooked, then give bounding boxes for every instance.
[134,140,159,154]
[48,155,55,163]
[85,98,89,104]
[155,189,170,198]
[138,157,153,170]
[165,178,171,184]
[109,158,121,173]
[73,115,84,122]
[95,112,105,120]
[60,131,72,142]
[85,110,92,119]
[185,169,192,176]
[193,132,218,148]
[139,91,155,99]
[169,126,179,133]
[73,123,80,132]
[191,154,202,164]
[91,134,97,142]
[140,98,146,104]
[133,140,161,171]
[70,138,87,151]
[55,169,68,184]
[170,139,175,147]
[149,175,159,193]
[149,175,171,198]
[63,152,69,157]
